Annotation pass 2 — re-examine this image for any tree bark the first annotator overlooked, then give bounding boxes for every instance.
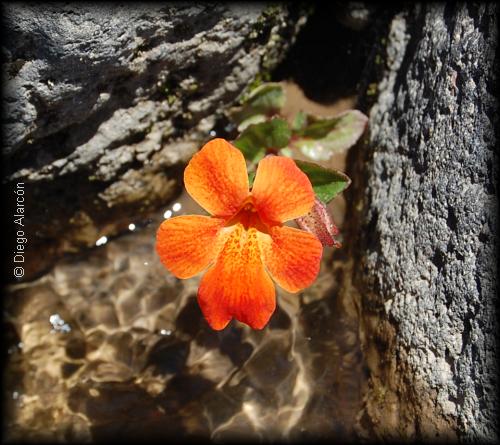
[347,3,498,441]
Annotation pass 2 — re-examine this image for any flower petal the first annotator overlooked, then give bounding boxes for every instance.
[251,156,314,223]
[258,225,323,293]
[184,138,249,217]
[156,215,226,279]
[198,224,276,330]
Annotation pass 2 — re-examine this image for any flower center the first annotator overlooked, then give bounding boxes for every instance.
[242,202,257,213]
[226,196,269,233]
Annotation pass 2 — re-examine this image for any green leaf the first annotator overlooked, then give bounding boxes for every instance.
[294,159,351,203]
[293,110,368,161]
[237,114,267,132]
[234,118,291,163]
[278,147,293,158]
[248,170,256,188]
[291,111,307,132]
[233,83,286,124]
[242,82,285,113]
[297,114,341,139]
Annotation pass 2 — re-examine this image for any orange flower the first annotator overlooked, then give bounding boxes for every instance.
[156,138,323,330]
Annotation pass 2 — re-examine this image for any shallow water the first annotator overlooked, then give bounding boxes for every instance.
[3,84,367,442]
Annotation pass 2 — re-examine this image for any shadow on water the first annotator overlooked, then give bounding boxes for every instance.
[3,3,377,442]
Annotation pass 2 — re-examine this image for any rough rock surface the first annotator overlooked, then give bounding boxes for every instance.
[346,3,498,441]
[2,3,306,280]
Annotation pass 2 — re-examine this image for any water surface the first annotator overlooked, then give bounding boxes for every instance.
[4,83,367,442]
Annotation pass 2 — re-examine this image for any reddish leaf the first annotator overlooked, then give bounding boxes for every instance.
[295,197,341,248]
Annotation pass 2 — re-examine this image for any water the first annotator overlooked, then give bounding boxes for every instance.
[3,84,367,442]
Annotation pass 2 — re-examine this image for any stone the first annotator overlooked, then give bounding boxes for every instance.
[346,3,498,441]
[2,3,307,280]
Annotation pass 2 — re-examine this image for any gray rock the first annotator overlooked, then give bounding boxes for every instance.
[2,3,307,280]
[347,3,498,441]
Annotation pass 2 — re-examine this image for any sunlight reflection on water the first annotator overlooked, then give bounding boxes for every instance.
[4,189,365,442]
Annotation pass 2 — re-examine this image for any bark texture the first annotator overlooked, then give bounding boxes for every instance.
[348,3,498,441]
[2,3,306,280]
